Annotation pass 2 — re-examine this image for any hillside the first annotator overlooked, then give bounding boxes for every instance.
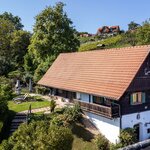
[78,20,150,52]
[79,35,129,52]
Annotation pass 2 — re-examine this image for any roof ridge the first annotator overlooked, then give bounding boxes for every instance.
[110,45,150,51]
[60,45,150,55]
[84,44,150,52]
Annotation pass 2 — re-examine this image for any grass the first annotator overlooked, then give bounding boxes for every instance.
[8,97,50,113]
[79,35,131,52]
[72,136,97,150]
[33,111,45,115]
[72,122,97,150]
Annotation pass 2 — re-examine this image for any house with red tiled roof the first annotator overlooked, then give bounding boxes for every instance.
[38,45,150,143]
[97,25,120,36]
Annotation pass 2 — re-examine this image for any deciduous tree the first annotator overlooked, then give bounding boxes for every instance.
[10,30,31,69]
[136,19,150,45]
[0,12,24,30]
[128,21,140,31]
[0,18,15,75]
[24,2,80,82]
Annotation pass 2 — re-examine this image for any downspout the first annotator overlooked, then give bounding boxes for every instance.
[104,97,122,143]
[103,97,121,128]
[113,102,122,137]
[89,95,91,103]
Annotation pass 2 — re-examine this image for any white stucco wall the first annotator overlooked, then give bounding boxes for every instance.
[76,92,89,102]
[122,110,150,141]
[86,112,120,144]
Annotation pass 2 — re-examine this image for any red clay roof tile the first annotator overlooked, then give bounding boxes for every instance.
[38,45,150,100]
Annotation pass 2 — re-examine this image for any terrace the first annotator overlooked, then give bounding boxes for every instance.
[73,99,120,118]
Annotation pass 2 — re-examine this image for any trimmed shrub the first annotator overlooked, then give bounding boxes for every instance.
[93,133,110,150]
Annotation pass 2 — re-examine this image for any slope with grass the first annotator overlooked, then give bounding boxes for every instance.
[72,122,98,150]
[79,35,128,52]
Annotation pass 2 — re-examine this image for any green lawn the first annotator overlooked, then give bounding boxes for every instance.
[8,98,50,113]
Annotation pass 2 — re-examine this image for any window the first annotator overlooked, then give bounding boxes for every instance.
[147,128,150,133]
[130,92,146,105]
[93,96,104,105]
[146,91,150,103]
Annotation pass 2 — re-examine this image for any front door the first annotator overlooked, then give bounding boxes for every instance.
[134,124,140,141]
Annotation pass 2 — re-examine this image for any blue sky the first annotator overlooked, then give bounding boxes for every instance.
[0,0,149,33]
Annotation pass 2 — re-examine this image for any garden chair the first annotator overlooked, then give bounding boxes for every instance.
[13,93,29,103]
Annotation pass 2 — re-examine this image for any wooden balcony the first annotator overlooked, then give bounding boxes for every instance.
[73,99,120,118]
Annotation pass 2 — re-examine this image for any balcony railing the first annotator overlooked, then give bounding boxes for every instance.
[73,99,120,118]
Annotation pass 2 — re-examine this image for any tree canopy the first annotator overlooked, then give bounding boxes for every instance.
[0,18,15,75]
[0,12,24,30]
[128,21,140,31]
[136,19,150,45]
[0,16,31,75]
[10,30,31,69]
[24,2,80,82]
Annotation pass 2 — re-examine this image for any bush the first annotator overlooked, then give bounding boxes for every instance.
[50,115,64,126]
[35,85,49,95]
[50,99,57,112]
[46,125,73,150]
[0,97,8,115]
[50,104,82,127]
[0,140,12,150]
[0,112,11,142]
[63,103,82,123]
[0,122,3,132]
[2,121,73,150]
[0,77,12,115]
[119,128,137,146]
[93,133,110,150]
[110,143,122,150]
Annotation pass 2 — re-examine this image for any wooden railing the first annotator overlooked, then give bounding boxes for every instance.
[73,99,120,118]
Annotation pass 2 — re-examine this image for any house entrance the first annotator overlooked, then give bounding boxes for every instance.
[134,124,140,141]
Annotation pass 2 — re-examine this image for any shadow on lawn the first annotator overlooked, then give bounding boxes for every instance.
[71,122,95,142]
[34,98,43,102]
